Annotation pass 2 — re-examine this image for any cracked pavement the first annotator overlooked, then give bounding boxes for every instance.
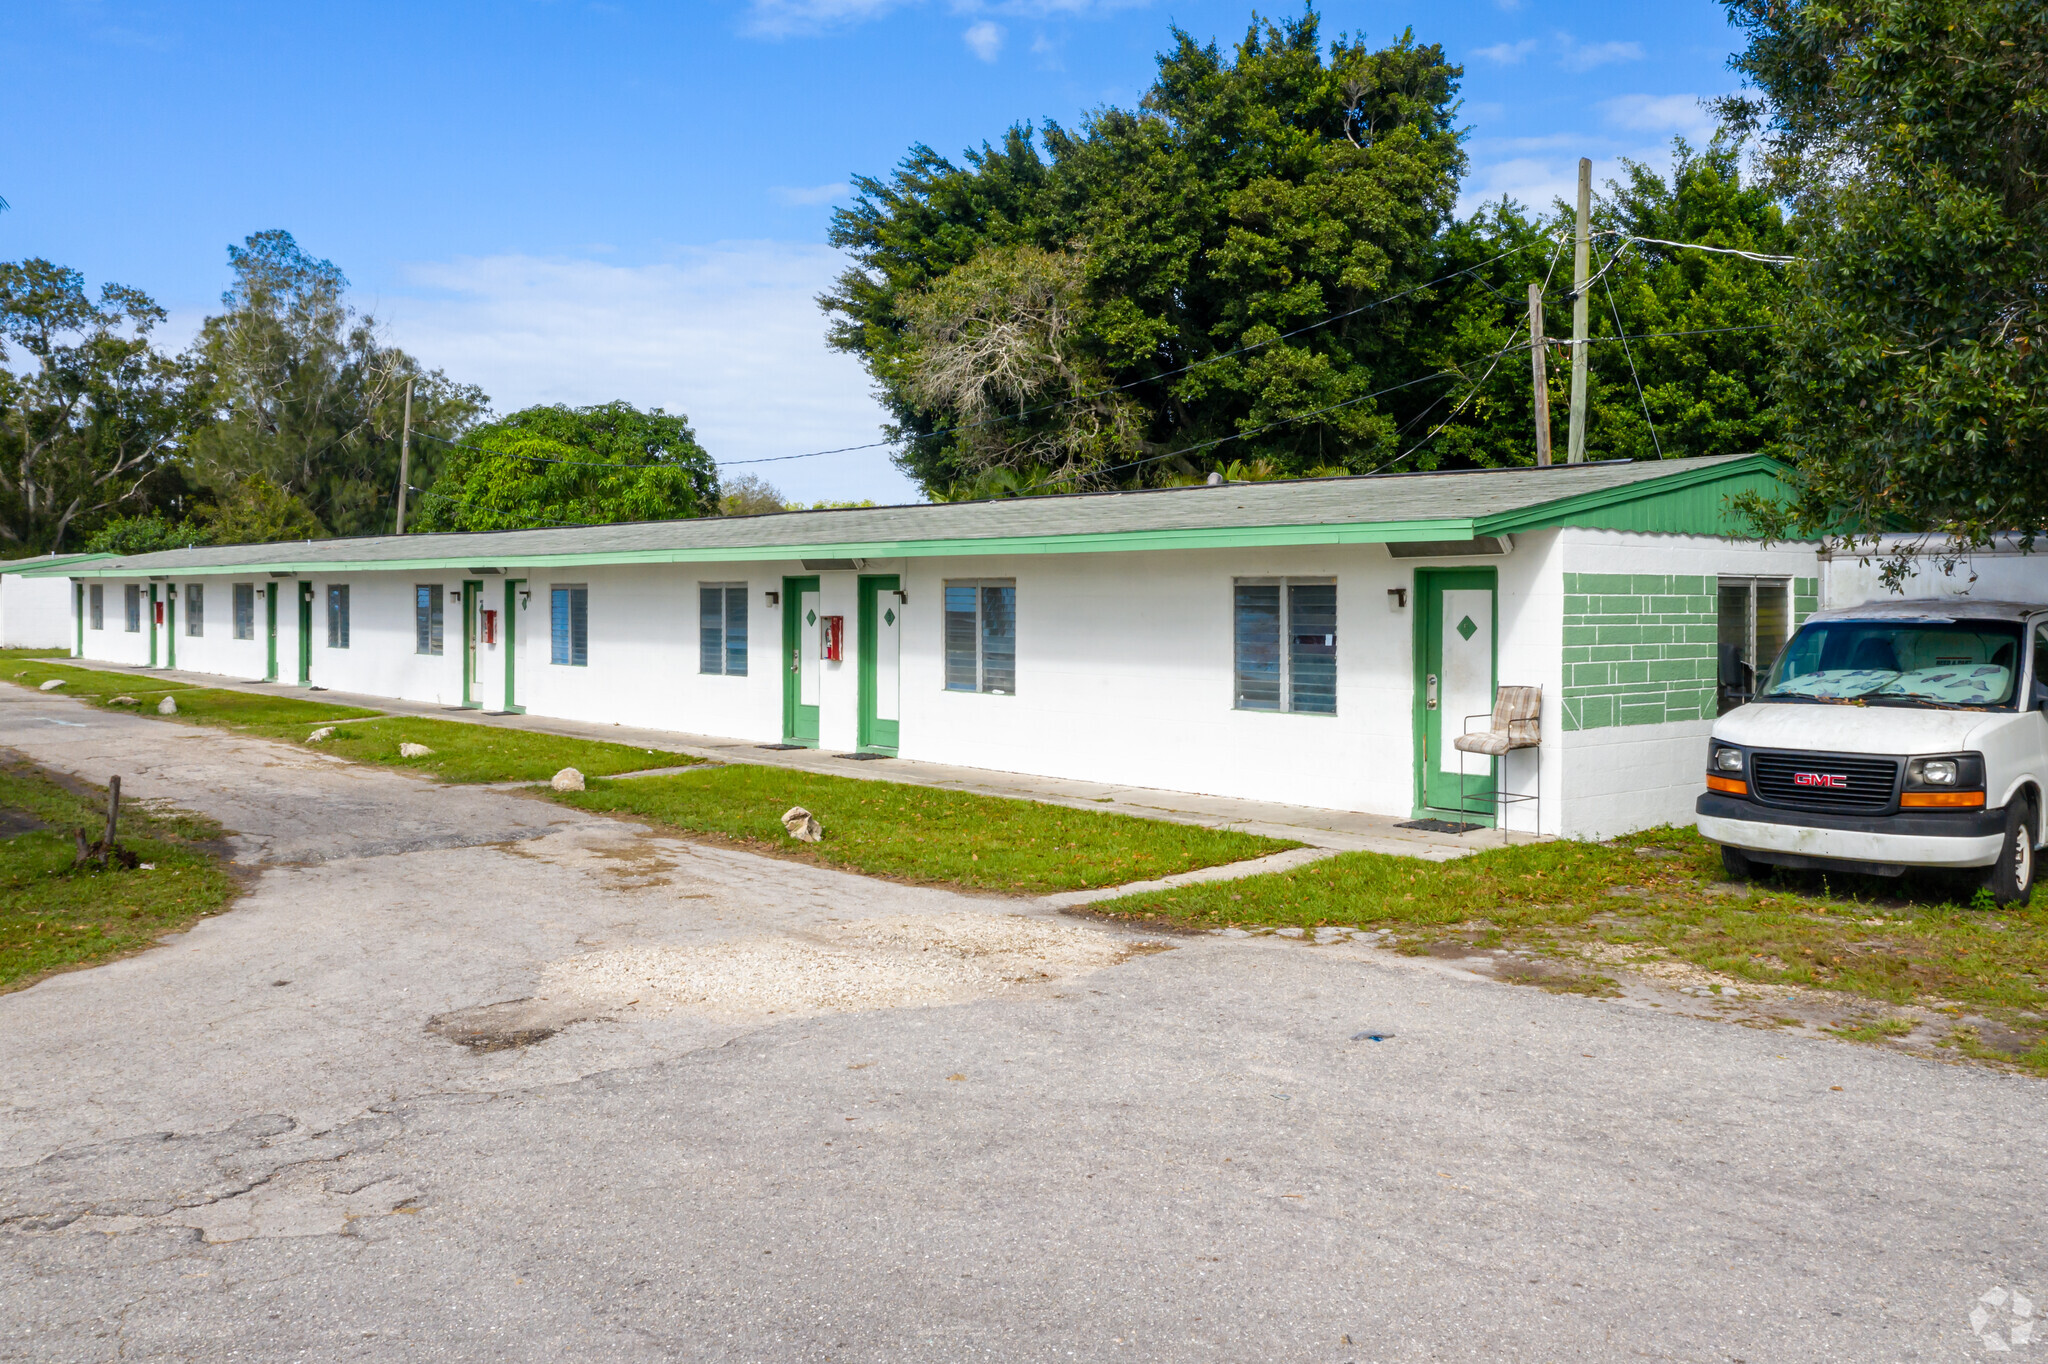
[2,686,2047,1361]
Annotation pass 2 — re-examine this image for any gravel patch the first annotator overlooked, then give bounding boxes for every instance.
[541,911,1156,1020]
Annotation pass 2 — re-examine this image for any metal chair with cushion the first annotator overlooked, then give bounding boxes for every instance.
[1453,685,1542,833]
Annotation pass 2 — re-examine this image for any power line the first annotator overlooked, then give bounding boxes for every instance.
[1598,241,1664,459]
[1620,234,1804,265]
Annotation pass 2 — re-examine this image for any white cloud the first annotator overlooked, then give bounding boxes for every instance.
[962,19,1004,59]
[1473,39,1537,65]
[375,245,918,505]
[743,0,906,38]
[770,182,852,206]
[744,0,1150,39]
[1601,93,1716,140]
[1556,35,1646,72]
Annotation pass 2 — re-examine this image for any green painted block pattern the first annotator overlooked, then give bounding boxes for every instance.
[1560,570,1720,731]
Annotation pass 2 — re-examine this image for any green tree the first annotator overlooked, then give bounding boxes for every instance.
[825,13,1467,494]
[84,512,213,556]
[0,260,197,551]
[1411,138,1796,470]
[186,230,486,537]
[719,472,786,516]
[1720,0,2048,548]
[410,401,718,532]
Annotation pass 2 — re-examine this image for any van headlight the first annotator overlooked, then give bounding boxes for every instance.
[1712,746,1744,773]
[1905,754,1982,789]
[1912,758,1958,787]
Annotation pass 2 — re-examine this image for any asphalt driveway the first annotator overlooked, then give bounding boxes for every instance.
[1,685,2044,1362]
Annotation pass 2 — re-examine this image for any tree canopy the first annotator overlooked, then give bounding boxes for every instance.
[825,12,1796,500]
[410,402,719,532]
[1721,0,2048,549]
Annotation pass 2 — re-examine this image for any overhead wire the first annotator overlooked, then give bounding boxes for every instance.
[1598,241,1664,459]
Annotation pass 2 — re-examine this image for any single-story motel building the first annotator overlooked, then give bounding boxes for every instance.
[23,454,1821,840]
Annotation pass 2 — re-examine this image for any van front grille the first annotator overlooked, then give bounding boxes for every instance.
[1750,750,1900,814]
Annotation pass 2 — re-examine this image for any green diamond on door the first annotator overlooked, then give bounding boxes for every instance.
[1456,615,1478,641]
[807,609,817,626]
[884,608,896,626]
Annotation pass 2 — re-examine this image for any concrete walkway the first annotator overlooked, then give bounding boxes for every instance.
[46,657,1522,861]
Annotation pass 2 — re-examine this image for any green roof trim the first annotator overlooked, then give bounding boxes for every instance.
[0,552,116,575]
[31,455,1800,579]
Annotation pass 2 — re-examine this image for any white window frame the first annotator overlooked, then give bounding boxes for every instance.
[699,582,749,676]
[89,584,104,631]
[1232,576,1338,715]
[124,584,141,633]
[185,583,204,637]
[326,584,350,649]
[943,578,1016,696]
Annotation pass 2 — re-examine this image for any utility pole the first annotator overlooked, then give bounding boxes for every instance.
[1566,156,1592,463]
[1527,282,1552,467]
[394,378,414,535]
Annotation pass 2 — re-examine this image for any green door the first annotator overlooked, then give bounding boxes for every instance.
[297,582,313,685]
[460,581,482,708]
[781,575,821,747]
[164,589,176,670]
[266,585,279,681]
[1414,568,1498,821]
[857,574,901,755]
[503,579,525,713]
[147,585,159,668]
[73,584,83,658]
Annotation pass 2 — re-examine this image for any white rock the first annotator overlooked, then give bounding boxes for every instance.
[781,806,823,843]
[157,696,178,715]
[37,679,64,691]
[109,695,138,706]
[1274,926,1306,939]
[398,742,434,758]
[551,767,585,792]
[306,727,334,743]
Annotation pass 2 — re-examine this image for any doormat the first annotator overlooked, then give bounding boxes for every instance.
[756,743,807,751]
[837,752,893,761]
[1396,818,1486,834]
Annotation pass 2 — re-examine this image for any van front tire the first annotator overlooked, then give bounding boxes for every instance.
[1984,799,2037,908]
[1719,844,1755,881]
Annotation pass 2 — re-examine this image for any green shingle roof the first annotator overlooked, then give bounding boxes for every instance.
[33,454,1790,578]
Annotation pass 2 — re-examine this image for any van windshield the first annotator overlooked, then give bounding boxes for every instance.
[1757,619,2024,709]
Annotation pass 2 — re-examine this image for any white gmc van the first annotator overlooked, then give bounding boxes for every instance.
[1697,600,2048,905]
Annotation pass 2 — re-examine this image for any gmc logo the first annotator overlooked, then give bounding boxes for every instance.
[1793,772,1850,789]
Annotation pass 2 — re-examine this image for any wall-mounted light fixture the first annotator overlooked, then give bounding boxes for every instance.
[1387,587,1408,609]
[765,590,780,606]
[892,590,908,605]
[518,589,532,608]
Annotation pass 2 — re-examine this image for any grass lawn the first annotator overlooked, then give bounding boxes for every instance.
[1090,824,2048,1072]
[555,764,1296,893]
[0,759,239,993]
[5,659,195,701]
[257,715,701,784]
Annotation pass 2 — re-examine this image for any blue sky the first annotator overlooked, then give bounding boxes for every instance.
[4,1,1746,502]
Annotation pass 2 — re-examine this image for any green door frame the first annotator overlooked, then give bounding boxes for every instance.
[1411,566,1499,823]
[265,585,279,682]
[164,587,176,670]
[147,585,159,668]
[297,581,314,685]
[781,575,821,747]
[460,580,482,708]
[856,574,900,755]
[502,579,525,713]
[73,584,83,658]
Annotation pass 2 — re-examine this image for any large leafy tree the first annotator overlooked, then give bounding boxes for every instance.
[1720,0,2048,547]
[0,260,198,552]
[186,230,485,538]
[410,401,718,532]
[1410,138,1795,470]
[826,13,1467,494]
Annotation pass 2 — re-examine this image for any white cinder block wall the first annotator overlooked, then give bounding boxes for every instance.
[0,574,82,650]
[70,531,1817,840]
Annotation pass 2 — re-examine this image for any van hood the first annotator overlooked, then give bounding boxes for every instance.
[1713,700,2003,755]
